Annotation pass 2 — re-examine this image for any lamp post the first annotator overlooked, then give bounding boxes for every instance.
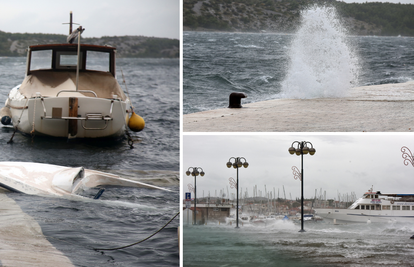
[288,141,316,232]
[226,157,249,228]
[186,167,205,225]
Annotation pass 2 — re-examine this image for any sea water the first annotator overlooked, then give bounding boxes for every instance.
[183,8,414,114]
[183,221,414,266]
[281,5,360,99]
[0,57,179,266]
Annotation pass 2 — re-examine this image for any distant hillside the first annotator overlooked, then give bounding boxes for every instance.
[0,31,179,58]
[183,0,414,36]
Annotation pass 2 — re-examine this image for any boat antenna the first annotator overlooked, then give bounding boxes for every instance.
[62,11,80,35]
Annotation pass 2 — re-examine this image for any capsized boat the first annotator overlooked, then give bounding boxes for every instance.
[0,162,169,198]
[314,188,414,223]
[1,13,144,139]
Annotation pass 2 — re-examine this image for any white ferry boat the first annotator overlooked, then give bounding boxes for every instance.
[314,188,414,223]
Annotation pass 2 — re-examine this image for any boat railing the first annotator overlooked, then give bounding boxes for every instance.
[56,90,98,97]
[39,97,117,131]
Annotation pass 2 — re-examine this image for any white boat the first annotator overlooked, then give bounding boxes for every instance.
[225,214,251,225]
[314,188,414,223]
[0,161,169,198]
[0,13,144,139]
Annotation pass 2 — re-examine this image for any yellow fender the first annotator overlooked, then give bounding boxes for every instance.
[128,112,145,132]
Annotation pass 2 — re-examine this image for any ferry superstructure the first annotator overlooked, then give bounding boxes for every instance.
[314,189,414,223]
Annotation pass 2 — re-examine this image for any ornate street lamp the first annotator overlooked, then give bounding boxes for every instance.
[186,167,205,225]
[226,157,249,228]
[288,141,316,232]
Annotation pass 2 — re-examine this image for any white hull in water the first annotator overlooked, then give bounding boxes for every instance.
[5,82,131,138]
[315,189,414,223]
[0,162,169,197]
[1,13,144,139]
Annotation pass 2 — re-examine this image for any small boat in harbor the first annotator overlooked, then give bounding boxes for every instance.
[0,12,144,139]
[0,161,170,198]
[314,188,414,223]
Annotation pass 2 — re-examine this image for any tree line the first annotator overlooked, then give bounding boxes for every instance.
[0,31,179,58]
[184,0,414,36]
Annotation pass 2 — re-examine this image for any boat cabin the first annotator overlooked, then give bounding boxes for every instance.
[20,44,126,100]
[349,191,414,211]
[26,44,116,76]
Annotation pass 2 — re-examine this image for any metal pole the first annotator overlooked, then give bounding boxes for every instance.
[76,29,81,91]
[69,11,73,34]
[300,142,305,232]
[194,176,197,225]
[236,163,239,228]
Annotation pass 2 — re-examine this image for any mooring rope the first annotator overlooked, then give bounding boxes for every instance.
[94,211,180,251]
[7,98,29,144]
[37,211,180,253]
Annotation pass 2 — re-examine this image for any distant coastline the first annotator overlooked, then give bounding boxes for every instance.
[183,0,414,37]
[0,31,179,58]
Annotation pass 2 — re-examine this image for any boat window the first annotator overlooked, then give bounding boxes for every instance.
[86,51,110,72]
[402,206,410,210]
[355,205,360,209]
[361,205,365,210]
[392,205,400,210]
[370,205,374,210]
[376,205,381,210]
[382,205,390,210]
[30,50,52,70]
[56,51,83,70]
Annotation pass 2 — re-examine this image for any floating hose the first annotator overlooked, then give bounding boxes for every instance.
[94,211,180,251]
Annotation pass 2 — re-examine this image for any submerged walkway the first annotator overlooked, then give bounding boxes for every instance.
[0,188,74,267]
[183,81,414,132]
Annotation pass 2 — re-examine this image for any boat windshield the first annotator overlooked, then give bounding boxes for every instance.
[30,49,110,73]
[27,44,116,77]
[30,50,53,70]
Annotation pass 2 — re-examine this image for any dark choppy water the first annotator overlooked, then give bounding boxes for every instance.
[183,31,414,114]
[184,221,414,267]
[0,57,179,266]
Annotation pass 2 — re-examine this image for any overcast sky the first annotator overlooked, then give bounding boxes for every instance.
[183,134,414,201]
[0,0,179,39]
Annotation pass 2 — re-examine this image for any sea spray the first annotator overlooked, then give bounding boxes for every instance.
[281,5,360,99]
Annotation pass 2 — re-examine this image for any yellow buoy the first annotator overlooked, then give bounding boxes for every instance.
[128,112,145,132]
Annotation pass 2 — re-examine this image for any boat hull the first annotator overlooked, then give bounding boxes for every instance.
[0,162,170,197]
[7,86,130,138]
[314,208,414,223]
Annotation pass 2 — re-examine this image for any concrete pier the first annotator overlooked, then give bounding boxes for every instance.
[183,81,414,132]
[0,188,74,267]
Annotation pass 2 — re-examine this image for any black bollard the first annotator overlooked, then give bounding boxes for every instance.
[228,92,247,108]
